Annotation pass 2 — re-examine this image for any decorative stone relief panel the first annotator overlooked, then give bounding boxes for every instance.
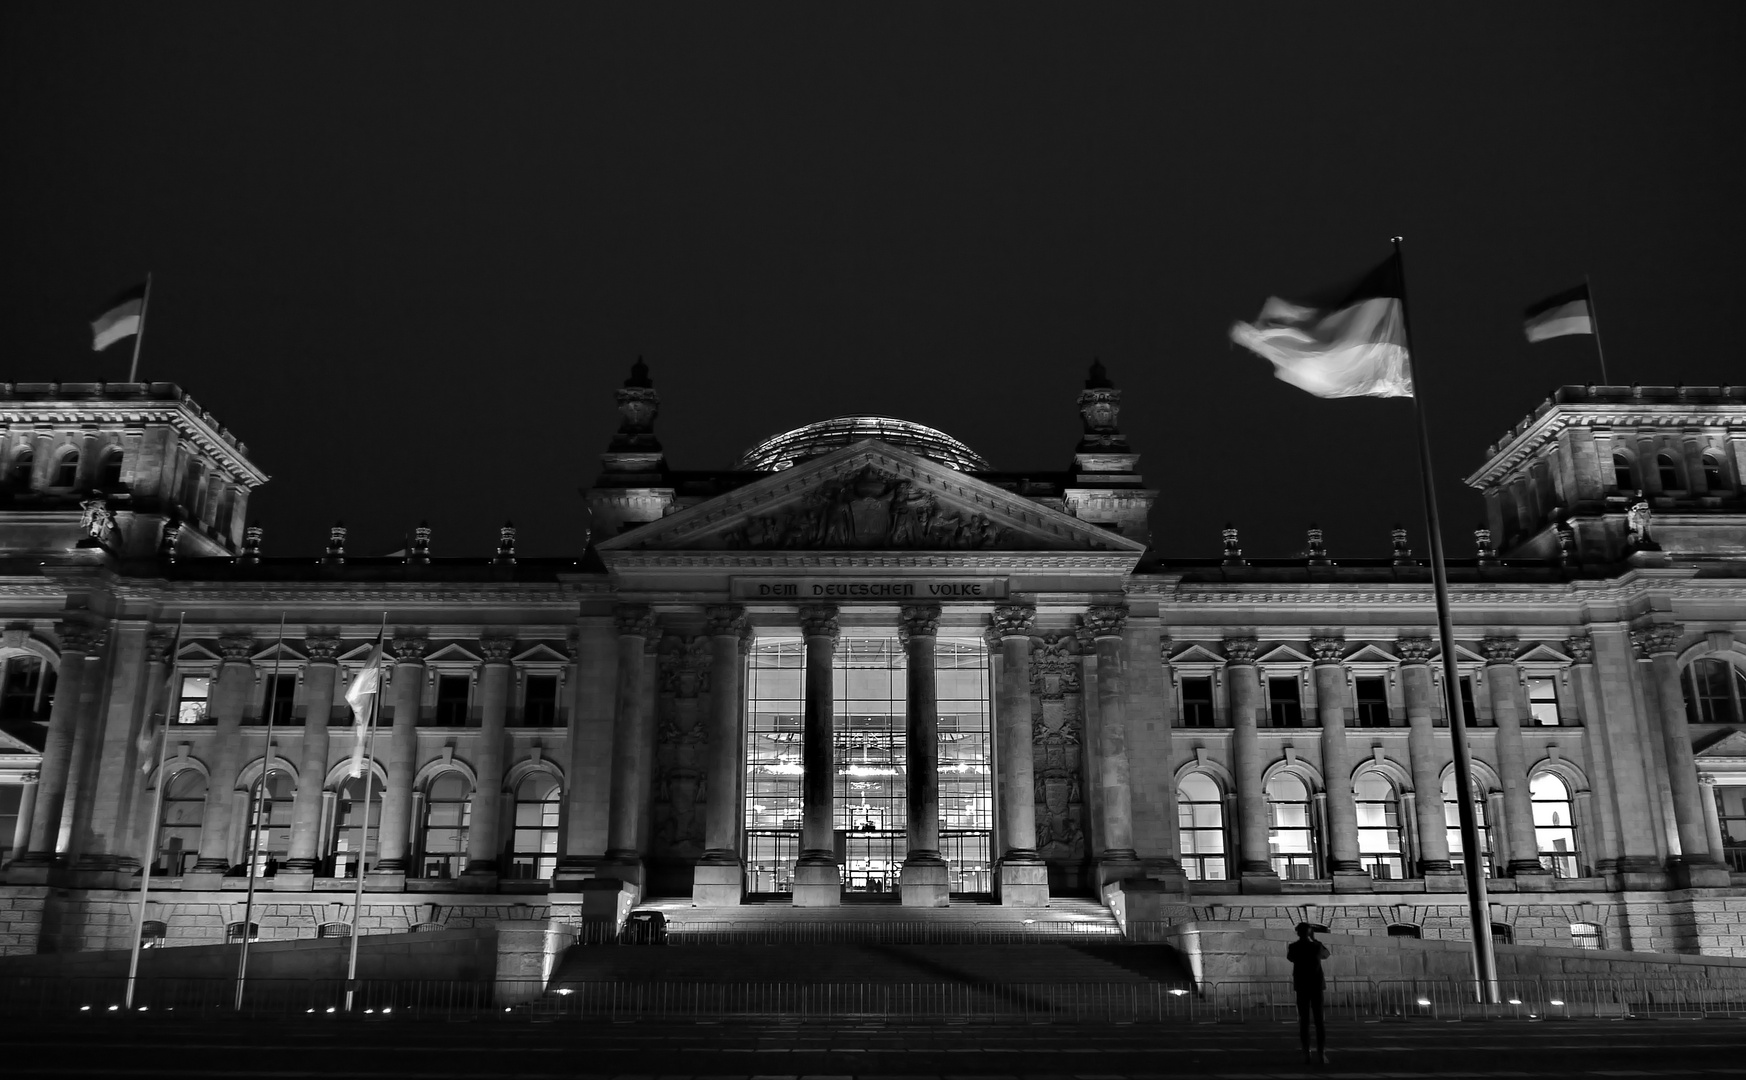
[650,634,712,860]
[1031,631,1087,865]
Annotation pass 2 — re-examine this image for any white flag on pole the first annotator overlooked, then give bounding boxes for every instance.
[343,638,385,777]
[1229,254,1413,399]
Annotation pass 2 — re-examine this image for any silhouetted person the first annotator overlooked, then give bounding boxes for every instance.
[1288,922,1329,1065]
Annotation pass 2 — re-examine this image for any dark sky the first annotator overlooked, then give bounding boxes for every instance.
[4,4,1742,559]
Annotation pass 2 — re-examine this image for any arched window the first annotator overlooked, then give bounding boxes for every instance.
[241,770,295,874]
[1531,773,1579,878]
[1611,452,1633,491]
[1683,658,1746,724]
[1702,453,1726,492]
[98,448,124,490]
[330,774,382,878]
[1265,773,1317,880]
[419,772,472,879]
[157,769,207,876]
[1657,453,1680,492]
[1443,772,1492,877]
[0,655,54,720]
[508,773,561,880]
[1387,923,1422,939]
[1355,773,1405,879]
[1491,922,1514,945]
[1570,921,1603,949]
[8,448,32,489]
[52,449,79,488]
[1176,772,1226,881]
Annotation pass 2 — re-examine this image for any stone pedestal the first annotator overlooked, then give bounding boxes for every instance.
[494,917,578,1004]
[274,870,316,892]
[595,855,644,895]
[1240,869,1284,894]
[1671,860,1732,888]
[791,859,841,907]
[900,859,950,907]
[365,870,407,891]
[551,855,599,891]
[1330,869,1375,893]
[692,860,744,906]
[1096,854,1145,890]
[997,859,1049,906]
[1422,870,1465,892]
[181,870,226,892]
[456,868,499,893]
[549,877,636,943]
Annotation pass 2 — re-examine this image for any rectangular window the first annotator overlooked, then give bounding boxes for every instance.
[1526,676,1561,726]
[1459,676,1479,726]
[0,657,52,720]
[523,675,559,727]
[1717,786,1746,874]
[0,784,21,866]
[176,675,211,724]
[433,674,470,727]
[1354,677,1390,726]
[261,673,298,726]
[1267,677,1303,727]
[1569,922,1602,950]
[1179,677,1215,727]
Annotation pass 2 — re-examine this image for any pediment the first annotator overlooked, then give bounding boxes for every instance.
[176,643,221,662]
[1696,730,1746,759]
[251,642,307,664]
[1168,644,1226,665]
[1257,644,1313,664]
[1516,644,1572,664]
[426,643,482,664]
[599,440,1146,555]
[513,644,570,664]
[1345,644,1399,664]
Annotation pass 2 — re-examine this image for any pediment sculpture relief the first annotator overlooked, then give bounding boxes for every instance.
[717,465,1009,550]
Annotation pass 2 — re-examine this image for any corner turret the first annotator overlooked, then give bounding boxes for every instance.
[586,359,677,540]
[1063,360,1157,545]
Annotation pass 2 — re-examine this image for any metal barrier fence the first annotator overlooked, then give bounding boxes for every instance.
[3,974,1744,1021]
[645,920,1125,945]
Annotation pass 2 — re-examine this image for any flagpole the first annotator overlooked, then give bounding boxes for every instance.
[1584,274,1610,385]
[235,614,285,1012]
[125,611,184,1012]
[345,612,388,1013]
[127,273,152,384]
[1391,236,1500,1005]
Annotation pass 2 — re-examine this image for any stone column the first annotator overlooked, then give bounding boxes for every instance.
[117,631,177,868]
[1085,605,1142,885]
[1699,776,1727,865]
[12,774,39,860]
[696,605,749,905]
[898,604,948,907]
[1637,624,1730,886]
[14,623,96,868]
[465,636,514,884]
[792,604,841,906]
[1565,636,1622,874]
[76,623,152,874]
[558,616,617,880]
[601,605,656,887]
[1224,637,1276,890]
[1572,629,1665,883]
[192,632,256,873]
[1482,637,1549,880]
[1398,639,1457,883]
[374,634,428,877]
[282,636,340,881]
[1311,637,1369,890]
[992,605,1047,905]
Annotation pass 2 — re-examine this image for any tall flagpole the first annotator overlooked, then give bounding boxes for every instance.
[125,611,184,1012]
[1392,237,1500,1005]
[127,273,153,384]
[1584,273,1610,385]
[235,614,286,1012]
[345,612,388,1013]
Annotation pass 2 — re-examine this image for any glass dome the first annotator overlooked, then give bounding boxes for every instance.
[735,416,992,473]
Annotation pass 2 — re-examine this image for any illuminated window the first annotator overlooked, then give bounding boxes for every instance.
[157,769,206,876]
[1177,772,1226,880]
[1570,922,1603,949]
[1179,677,1215,727]
[1443,771,1493,878]
[1355,773,1405,879]
[1611,452,1633,491]
[1266,773,1316,879]
[241,770,295,873]
[52,449,79,488]
[330,774,381,878]
[744,640,803,895]
[508,773,560,880]
[176,675,211,724]
[1354,678,1390,727]
[419,772,471,879]
[1716,786,1746,874]
[1526,676,1561,726]
[1267,677,1303,727]
[0,785,22,866]
[225,922,260,944]
[1532,773,1579,878]
[1683,659,1746,724]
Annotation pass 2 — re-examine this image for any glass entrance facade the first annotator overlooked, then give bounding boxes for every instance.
[743,635,992,897]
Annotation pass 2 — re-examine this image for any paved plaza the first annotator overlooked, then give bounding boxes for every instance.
[2,1015,1740,1079]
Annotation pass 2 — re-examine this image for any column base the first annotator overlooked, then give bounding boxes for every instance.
[274,871,316,891]
[1507,859,1553,886]
[595,853,645,891]
[1095,849,1145,889]
[552,855,603,890]
[455,869,499,893]
[1670,859,1732,888]
[791,857,840,907]
[1422,870,1466,892]
[4,861,52,885]
[997,859,1050,906]
[191,858,229,873]
[1330,869,1375,893]
[181,871,227,891]
[899,858,950,907]
[1239,869,1283,894]
[692,860,745,906]
[365,870,407,891]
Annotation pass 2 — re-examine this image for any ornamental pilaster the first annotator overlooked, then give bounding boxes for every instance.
[1481,636,1520,666]
[1081,605,1128,639]
[390,633,429,663]
[990,604,1037,639]
[1309,636,1345,666]
[798,604,840,640]
[1631,623,1683,659]
[1396,637,1435,665]
[1564,635,1595,665]
[615,604,657,640]
[704,604,748,640]
[480,635,516,663]
[1223,636,1259,666]
[303,636,341,664]
[898,603,941,644]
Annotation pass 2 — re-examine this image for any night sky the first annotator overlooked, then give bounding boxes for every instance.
[3,4,1742,560]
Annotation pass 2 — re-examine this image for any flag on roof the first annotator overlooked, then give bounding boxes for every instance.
[1523,283,1592,342]
[1229,254,1413,399]
[91,282,148,351]
[343,635,386,777]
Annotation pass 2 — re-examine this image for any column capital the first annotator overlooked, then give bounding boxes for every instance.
[303,636,342,664]
[989,604,1036,638]
[798,604,839,640]
[391,632,429,663]
[898,603,941,643]
[1480,635,1520,665]
[1082,604,1127,640]
[146,629,178,664]
[1564,634,1595,665]
[217,631,256,662]
[1396,637,1435,665]
[1222,635,1259,665]
[704,604,749,638]
[615,603,657,639]
[479,635,516,663]
[1309,636,1345,665]
[1631,623,1684,658]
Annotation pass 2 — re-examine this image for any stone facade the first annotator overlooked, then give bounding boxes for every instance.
[0,373,1743,960]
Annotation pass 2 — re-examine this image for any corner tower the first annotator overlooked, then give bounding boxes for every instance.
[1062,360,1157,546]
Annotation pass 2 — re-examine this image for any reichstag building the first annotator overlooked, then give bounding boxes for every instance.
[0,363,1743,957]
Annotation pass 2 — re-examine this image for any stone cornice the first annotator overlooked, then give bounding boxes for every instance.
[600,551,1140,571]
[1466,396,1746,491]
[0,397,269,488]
